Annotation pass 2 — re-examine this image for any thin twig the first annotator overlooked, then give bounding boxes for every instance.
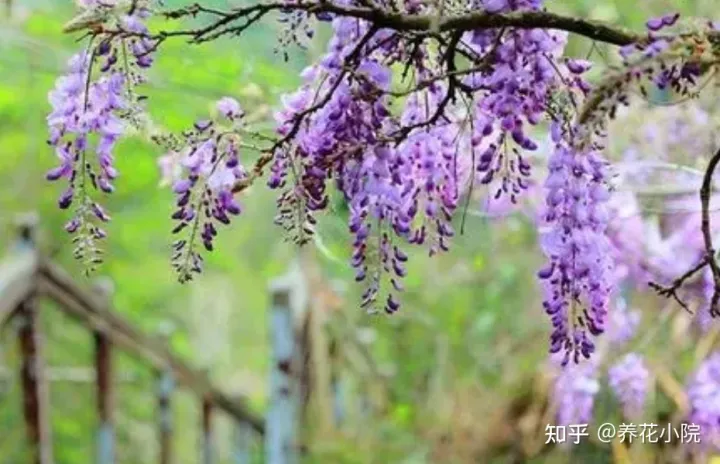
[648,256,708,313]
[230,25,380,194]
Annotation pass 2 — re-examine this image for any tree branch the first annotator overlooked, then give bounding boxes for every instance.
[701,147,720,316]
[162,2,644,46]
[651,148,720,316]
[649,257,707,313]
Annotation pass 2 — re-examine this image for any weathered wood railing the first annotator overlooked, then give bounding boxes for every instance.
[0,214,372,463]
[0,215,267,463]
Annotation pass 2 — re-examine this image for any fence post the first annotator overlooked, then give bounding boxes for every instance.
[229,394,253,464]
[331,374,345,427]
[233,422,252,464]
[157,367,174,464]
[154,325,175,464]
[329,337,345,427]
[93,278,115,464]
[329,280,346,428]
[15,215,53,464]
[266,278,298,464]
[201,396,214,464]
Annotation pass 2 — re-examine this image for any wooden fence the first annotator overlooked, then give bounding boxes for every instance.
[0,215,277,464]
[0,214,388,463]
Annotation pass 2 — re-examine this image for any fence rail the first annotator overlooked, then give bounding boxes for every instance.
[0,215,265,463]
[0,214,362,463]
[0,247,36,325]
[37,258,265,433]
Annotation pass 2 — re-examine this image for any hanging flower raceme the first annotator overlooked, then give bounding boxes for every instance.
[686,352,720,451]
[606,296,641,345]
[394,84,464,257]
[47,2,156,272]
[46,54,127,271]
[608,353,650,420]
[464,0,569,209]
[342,143,407,314]
[580,13,716,138]
[335,75,406,314]
[269,15,413,314]
[167,98,247,282]
[551,358,600,428]
[538,123,613,365]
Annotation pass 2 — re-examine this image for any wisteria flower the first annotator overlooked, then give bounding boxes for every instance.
[608,353,650,420]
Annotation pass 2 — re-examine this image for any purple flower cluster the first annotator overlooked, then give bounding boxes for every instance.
[575,16,715,163]
[119,9,156,75]
[538,123,613,365]
[686,352,720,451]
[463,5,616,361]
[606,296,641,345]
[268,16,415,313]
[478,0,543,13]
[608,353,650,420]
[47,52,124,194]
[168,98,247,282]
[586,14,710,131]
[394,88,461,257]
[47,4,155,270]
[604,103,720,321]
[52,1,718,374]
[46,51,125,267]
[345,87,462,311]
[552,359,600,428]
[267,0,578,313]
[464,3,570,209]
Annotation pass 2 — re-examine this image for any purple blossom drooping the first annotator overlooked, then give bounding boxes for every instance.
[46,51,126,269]
[608,353,650,420]
[167,98,247,282]
[611,16,704,115]
[646,13,680,32]
[463,2,570,209]
[686,352,720,451]
[607,296,641,345]
[267,0,571,314]
[538,123,614,365]
[394,87,462,258]
[268,16,412,314]
[47,4,156,272]
[551,359,600,428]
[217,97,244,121]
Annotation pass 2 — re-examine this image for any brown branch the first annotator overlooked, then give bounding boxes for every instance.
[388,27,503,142]
[162,3,228,19]
[160,2,645,46]
[648,257,708,313]
[390,31,462,141]
[651,148,720,316]
[701,147,720,317]
[192,10,266,43]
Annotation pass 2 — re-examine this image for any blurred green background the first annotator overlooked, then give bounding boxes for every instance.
[0,0,718,463]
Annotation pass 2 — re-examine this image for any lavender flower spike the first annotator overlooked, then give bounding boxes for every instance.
[609,353,650,420]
